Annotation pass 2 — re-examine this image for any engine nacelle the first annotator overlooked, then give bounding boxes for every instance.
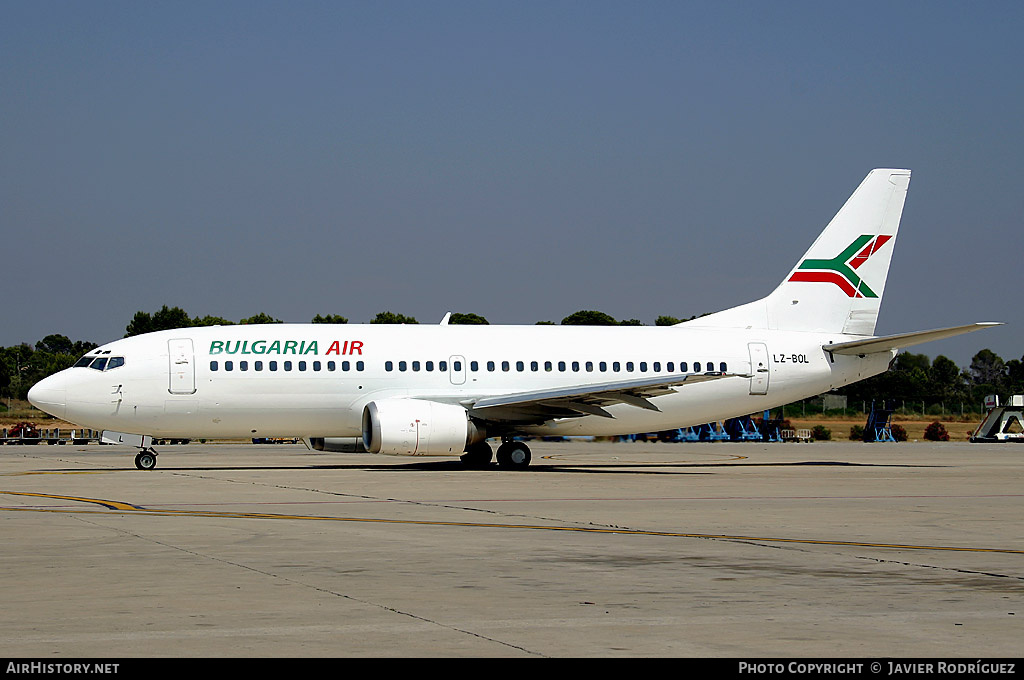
[362,399,486,456]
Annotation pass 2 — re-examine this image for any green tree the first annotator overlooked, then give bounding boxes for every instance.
[152,305,191,331]
[192,315,234,327]
[1006,356,1024,394]
[970,349,1006,389]
[240,312,283,325]
[619,318,644,326]
[560,310,619,326]
[125,306,192,337]
[124,311,154,337]
[929,355,965,401]
[35,334,74,356]
[655,315,682,326]
[312,314,348,324]
[370,311,418,324]
[448,312,489,325]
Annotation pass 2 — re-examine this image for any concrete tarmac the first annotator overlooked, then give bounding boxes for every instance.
[0,439,1021,658]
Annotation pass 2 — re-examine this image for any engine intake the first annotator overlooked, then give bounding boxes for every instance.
[362,399,485,456]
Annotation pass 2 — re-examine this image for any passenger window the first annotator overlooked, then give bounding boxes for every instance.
[255,361,263,371]
[720,362,727,372]
[558,361,566,372]
[342,361,350,371]
[284,361,292,371]
[501,361,510,372]
[680,362,688,372]
[385,361,394,372]
[210,361,218,371]
[412,361,420,372]
[613,362,620,372]
[270,361,278,371]
[240,361,248,371]
[531,361,539,371]
[667,362,674,372]
[639,362,647,372]
[439,361,447,371]
[516,361,524,371]
[398,361,407,372]
[571,361,579,372]
[653,362,661,372]
[487,361,495,372]
[356,361,364,371]
[626,362,634,372]
[599,361,607,372]
[428,361,436,371]
[706,362,713,372]
[328,361,336,371]
[453,361,462,371]
[544,361,552,372]
[313,361,321,371]
[225,361,233,372]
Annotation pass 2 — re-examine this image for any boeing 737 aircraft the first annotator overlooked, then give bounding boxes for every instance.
[29,169,999,470]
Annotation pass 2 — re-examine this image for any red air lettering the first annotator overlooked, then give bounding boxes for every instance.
[326,340,363,355]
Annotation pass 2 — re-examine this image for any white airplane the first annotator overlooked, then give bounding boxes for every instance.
[29,169,999,470]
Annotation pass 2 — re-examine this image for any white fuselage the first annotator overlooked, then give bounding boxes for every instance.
[29,323,893,441]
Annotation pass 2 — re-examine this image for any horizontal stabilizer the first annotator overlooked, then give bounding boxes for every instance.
[823,322,1003,356]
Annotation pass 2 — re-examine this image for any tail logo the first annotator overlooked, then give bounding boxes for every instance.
[788,235,892,298]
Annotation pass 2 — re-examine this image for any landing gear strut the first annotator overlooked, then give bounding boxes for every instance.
[135,448,158,470]
[496,439,532,470]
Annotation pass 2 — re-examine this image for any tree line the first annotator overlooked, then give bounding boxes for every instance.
[2,305,1020,411]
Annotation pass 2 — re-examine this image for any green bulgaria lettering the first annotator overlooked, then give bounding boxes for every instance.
[208,340,364,356]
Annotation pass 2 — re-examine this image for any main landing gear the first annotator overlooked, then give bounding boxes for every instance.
[135,447,158,470]
[496,439,531,469]
[459,438,533,470]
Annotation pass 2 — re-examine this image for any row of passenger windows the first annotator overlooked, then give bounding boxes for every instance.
[210,360,364,373]
[208,358,728,375]
[384,359,728,373]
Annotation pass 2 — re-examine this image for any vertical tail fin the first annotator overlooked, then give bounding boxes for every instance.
[682,168,911,335]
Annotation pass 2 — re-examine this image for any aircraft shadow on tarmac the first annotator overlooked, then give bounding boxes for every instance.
[38,460,945,475]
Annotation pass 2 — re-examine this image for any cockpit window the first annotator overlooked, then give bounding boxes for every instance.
[75,354,124,370]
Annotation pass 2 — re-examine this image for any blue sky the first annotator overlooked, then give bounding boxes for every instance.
[2,1,1021,368]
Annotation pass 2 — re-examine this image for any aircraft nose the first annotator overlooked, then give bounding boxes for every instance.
[27,372,67,420]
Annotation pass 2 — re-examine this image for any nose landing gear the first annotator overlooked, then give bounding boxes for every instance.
[134,448,158,470]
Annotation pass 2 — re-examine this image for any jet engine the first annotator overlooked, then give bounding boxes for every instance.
[361,399,486,456]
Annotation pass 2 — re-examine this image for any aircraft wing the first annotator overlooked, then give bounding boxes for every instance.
[823,322,1003,356]
[464,372,748,423]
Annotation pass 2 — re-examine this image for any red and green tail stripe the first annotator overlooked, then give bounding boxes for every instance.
[788,235,892,298]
